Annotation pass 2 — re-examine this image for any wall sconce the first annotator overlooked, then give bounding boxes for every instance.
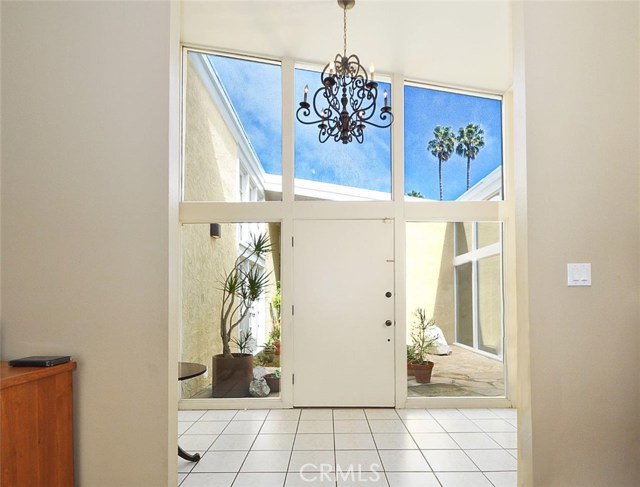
[210,224,222,239]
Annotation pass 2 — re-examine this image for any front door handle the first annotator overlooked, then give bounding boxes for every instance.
[385,320,393,327]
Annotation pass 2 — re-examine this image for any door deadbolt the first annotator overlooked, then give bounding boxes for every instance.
[385,291,392,298]
[385,320,393,327]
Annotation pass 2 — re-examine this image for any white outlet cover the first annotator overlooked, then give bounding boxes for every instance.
[567,263,591,286]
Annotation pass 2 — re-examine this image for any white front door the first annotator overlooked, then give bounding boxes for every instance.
[292,219,395,407]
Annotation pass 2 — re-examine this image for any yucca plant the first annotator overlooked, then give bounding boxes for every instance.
[219,232,271,359]
[410,308,439,365]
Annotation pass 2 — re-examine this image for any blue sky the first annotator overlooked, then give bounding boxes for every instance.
[208,54,502,201]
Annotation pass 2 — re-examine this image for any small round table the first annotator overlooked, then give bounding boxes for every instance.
[178,362,207,462]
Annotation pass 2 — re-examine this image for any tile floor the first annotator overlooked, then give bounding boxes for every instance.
[178,408,517,487]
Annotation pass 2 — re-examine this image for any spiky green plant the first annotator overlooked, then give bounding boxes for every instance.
[219,232,272,359]
[410,308,439,364]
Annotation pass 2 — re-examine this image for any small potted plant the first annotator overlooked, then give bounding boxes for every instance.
[410,308,439,383]
[407,345,417,377]
[263,368,281,393]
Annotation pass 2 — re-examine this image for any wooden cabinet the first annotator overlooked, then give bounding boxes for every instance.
[1,361,76,486]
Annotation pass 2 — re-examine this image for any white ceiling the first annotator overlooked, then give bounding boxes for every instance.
[181,1,513,93]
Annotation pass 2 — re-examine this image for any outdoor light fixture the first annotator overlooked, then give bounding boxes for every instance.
[210,224,221,239]
[296,0,393,144]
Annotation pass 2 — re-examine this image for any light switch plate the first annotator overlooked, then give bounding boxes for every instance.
[567,263,591,286]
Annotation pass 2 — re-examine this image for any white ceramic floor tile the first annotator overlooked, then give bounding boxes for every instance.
[294,433,334,450]
[201,410,238,421]
[422,450,478,472]
[252,433,295,450]
[465,449,517,471]
[178,456,198,473]
[365,409,400,420]
[385,472,441,487]
[297,420,333,434]
[241,450,292,472]
[378,450,431,472]
[267,409,301,421]
[397,409,433,420]
[234,409,270,421]
[179,422,194,435]
[487,432,518,449]
[473,419,517,433]
[191,450,248,473]
[232,472,287,487]
[457,408,499,420]
[449,432,501,449]
[180,472,235,487]
[261,420,299,434]
[435,472,492,487]
[210,434,256,451]
[436,419,482,433]
[223,421,264,435]
[288,450,335,472]
[484,471,517,487]
[300,409,333,420]
[490,408,517,420]
[427,409,466,420]
[507,449,518,459]
[368,420,408,433]
[285,471,336,486]
[179,410,207,422]
[337,471,388,486]
[372,433,418,450]
[403,420,445,434]
[333,409,366,420]
[177,472,187,486]
[411,433,459,450]
[334,420,370,433]
[334,433,376,450]
[187,421,229,435]
[178,434,217,451]
[335,450,382,472]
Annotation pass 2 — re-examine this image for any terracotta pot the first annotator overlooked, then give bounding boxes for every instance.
[407,362,415,377]
[263,373,280,393]
[273,341,281,356]
[412,361,434,383]
[211,353,253,398]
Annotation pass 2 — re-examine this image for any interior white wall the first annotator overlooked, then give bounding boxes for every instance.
[1,1,178,485]
[515,2,640,485]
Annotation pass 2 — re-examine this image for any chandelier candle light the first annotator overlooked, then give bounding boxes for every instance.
[296,0,394,144]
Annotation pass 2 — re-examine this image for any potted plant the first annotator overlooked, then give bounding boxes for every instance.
[212,232,271,398]
[410,308,439,383]
[407,345,417,377]
[268,284,281,355]
[263,368,281,393]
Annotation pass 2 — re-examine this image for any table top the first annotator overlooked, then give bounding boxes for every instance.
[179,362,207,381]
[1,361,77,390]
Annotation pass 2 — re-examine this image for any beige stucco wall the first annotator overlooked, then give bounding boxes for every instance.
[181,58,280,397]
[406,222,455,343]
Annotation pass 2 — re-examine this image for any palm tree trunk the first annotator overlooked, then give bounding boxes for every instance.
[466,157,471,190]
[438,158,443,201]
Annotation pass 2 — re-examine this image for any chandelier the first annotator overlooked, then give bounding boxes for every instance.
[296,0,394,144]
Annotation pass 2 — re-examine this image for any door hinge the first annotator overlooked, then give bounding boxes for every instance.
[292,236,294,247]
[292,305,295,316]
[292,374,295,385]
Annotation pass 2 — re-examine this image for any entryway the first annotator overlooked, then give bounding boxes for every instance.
[292,219,395,407]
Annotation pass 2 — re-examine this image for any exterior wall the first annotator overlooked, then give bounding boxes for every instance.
[181,60,239,397]
[1,1,178,485]
[515,2,640,485]
[406,222,455,344]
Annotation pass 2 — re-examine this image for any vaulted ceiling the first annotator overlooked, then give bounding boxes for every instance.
[182,1,513,93]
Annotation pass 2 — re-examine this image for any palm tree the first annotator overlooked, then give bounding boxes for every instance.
[456,123,485,190]
[427,126,456,200]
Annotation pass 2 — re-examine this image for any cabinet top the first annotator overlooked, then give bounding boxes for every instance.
[0,361,77,390]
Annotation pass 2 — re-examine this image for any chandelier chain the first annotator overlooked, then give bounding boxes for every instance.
[343,6,347,57]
